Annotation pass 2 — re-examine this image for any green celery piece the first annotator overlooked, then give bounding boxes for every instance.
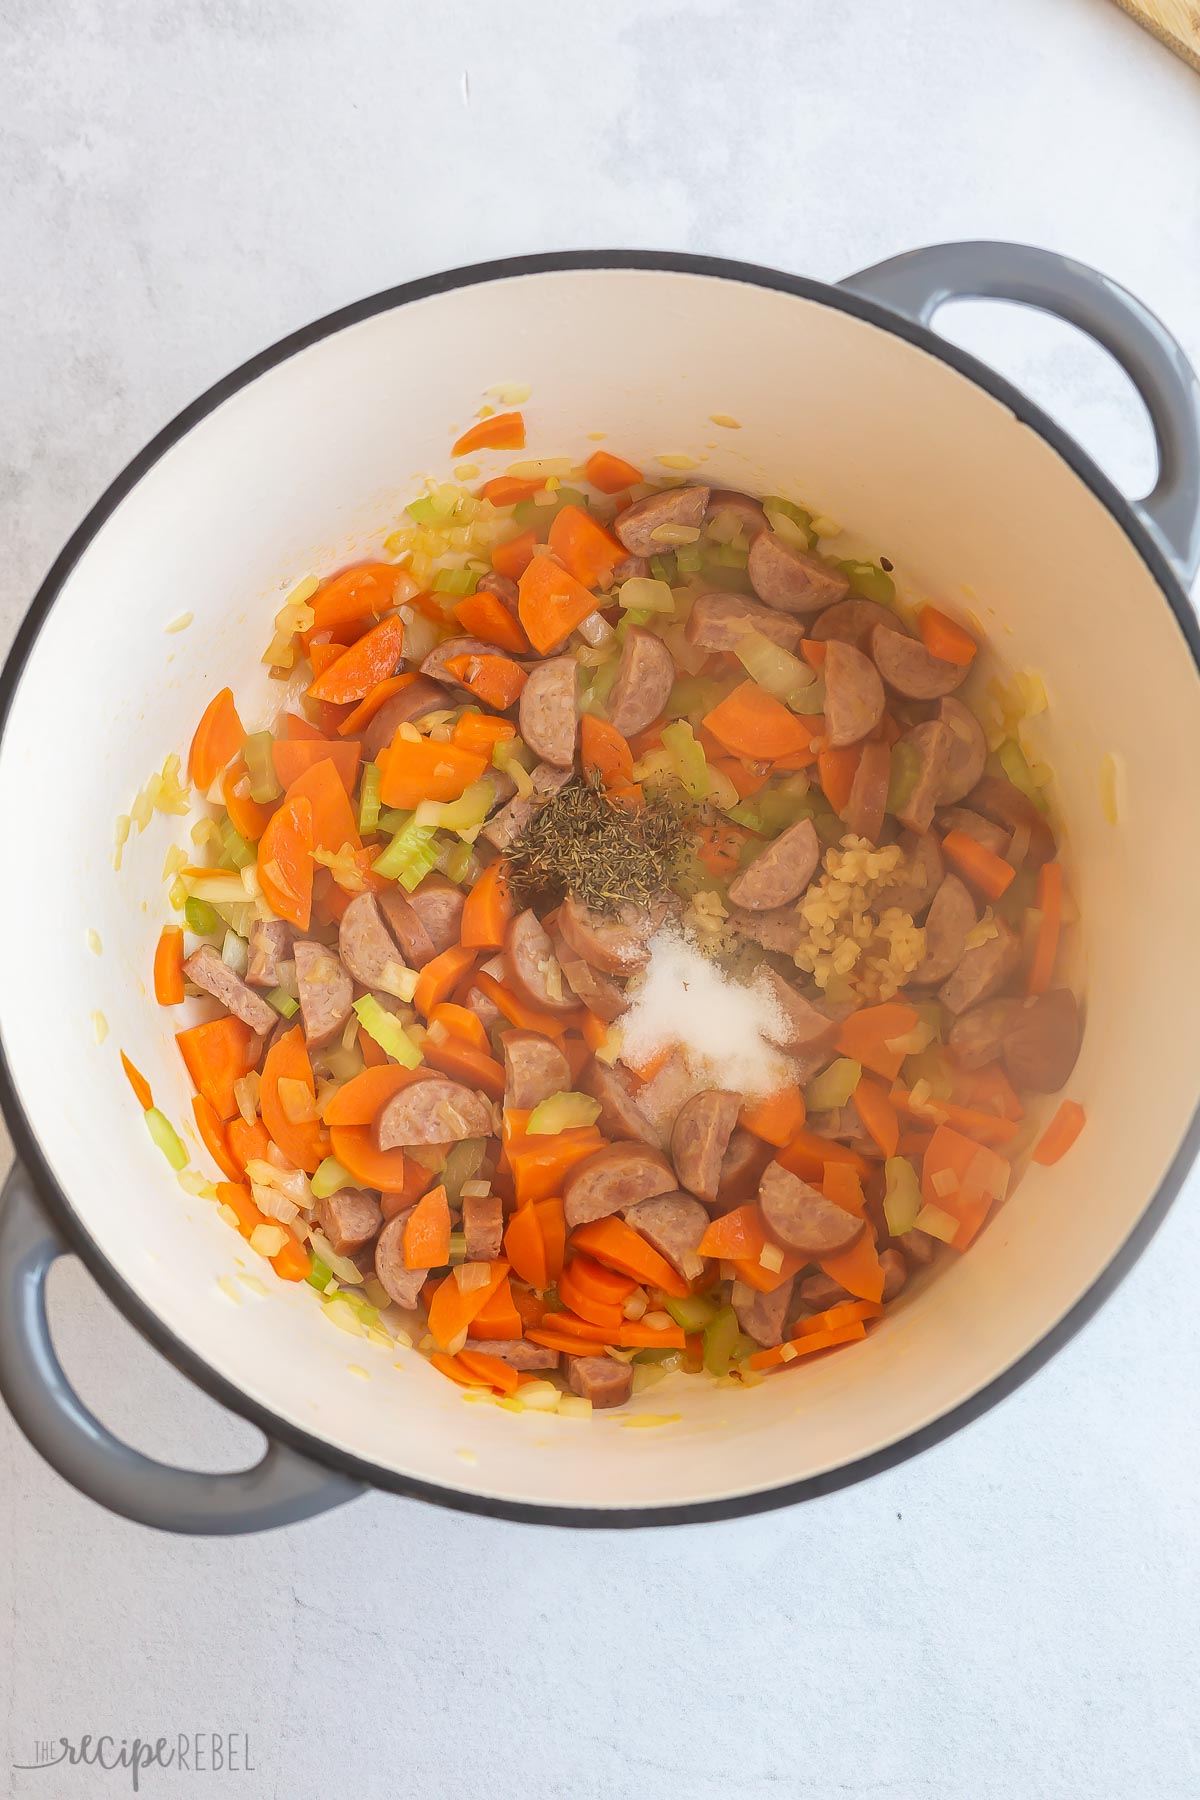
[649,552,677,584]
[440,839,474,884]
[311,1156,354,1200]
[805,1057,862,1113]
[372,814,440,889]
[664,1293,720,1333]
[526,1092,603,1135]
[243,730,282,804]
[998,738,1049,813]
[306,1256,333,1292]
[838,560,896,606]
[883,1157,922,1237]
[703,1304,742,1376]
[353,995,423,1067]
[218,815,255,870]
[145,1108,188,1171]
[358,762,383,836]
[184,897,221,934]
[265,987,298,1018]
[674,544,704,573]
[441,1138,487,1203]
[763,496,813,532]
[660,721,710,801]
[886,741,921,815]
[432,566,477,596]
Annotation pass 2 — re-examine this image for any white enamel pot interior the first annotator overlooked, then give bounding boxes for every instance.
[3,252,1200,1526]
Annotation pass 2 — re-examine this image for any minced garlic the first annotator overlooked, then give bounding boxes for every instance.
[792,836,924,1002]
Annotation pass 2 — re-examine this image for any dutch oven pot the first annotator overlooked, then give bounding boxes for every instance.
[1,244,1198,1534]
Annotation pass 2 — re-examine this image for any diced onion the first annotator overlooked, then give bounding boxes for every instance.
[516,1379,560,1411]
[233,1072,260,1125]
[623,1291,648,1320]
[617,576,674,613]
[758,1243,784,1273]
[250,1184,300,1225]
[249,1223,288,1258]
[576,610,616,648]
[912,1202,959,1243]
[277,1077,318,1125]
[931,1167,960,1198]
[642,1310,673,1332]
[454,1261,492,1294]
[308,1228,364,1285]
[556,1394,593,1419]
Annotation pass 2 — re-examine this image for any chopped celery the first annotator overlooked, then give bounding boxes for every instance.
[668,674,725,722]
[266,987,299,1018]
[526,1092,603,1135]
[413,779,495,834]
[353,995,423,1068]
[998,738,1049,813]
[448,1230,469,1265]
[432,566,477,596]
[184,897,221,934]
[372,814,440,889]
[838,560,895,605]
[145,1108,188,1171]
[812,806,844,845]
[585,657,621,711]
[376,807,408,836]
[883,1158,922,1237]
[617,576,673,614]
[763,495,813,532]
[731,628,815,708]
[512,487,587,531]
[306,1256,333,1292]
[218,815,255,869]
[407,493,455,525]
[243,730,282,804]
[703,1304,742,1376]
[660,721,710,801]
[221,929,248,977]
[727,777,814,838]
[311,1155,354,1200]
[664,1293,720,1333]
[438,838,474,884]
[706,542,749,569]
[805,1057,862,1112]
[358,762,383,836]
[674,543,705,573]
[649,552,677,584]
[442,1137,488,1201]
[886,740,921,815]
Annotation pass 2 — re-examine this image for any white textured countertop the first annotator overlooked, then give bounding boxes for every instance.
[3,3,1200,1796]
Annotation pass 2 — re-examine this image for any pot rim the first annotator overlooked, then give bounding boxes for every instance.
[2,248,1198,1527]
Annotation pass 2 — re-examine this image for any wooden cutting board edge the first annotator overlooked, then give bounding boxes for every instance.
[1109,0,1200,71]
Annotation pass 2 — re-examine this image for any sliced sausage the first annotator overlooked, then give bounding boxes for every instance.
[947,997,1024,1070]
[872,624,968,700]
[911,874,977,987]
[519,657,578,768]
[338,892,406,989]
[608,625,675,738]
[563,1143,676,1229]
[462,1192,504,1262]
[842,738,891,843]
[612,554,650,584]
[245,920,293,989]
[565,1354,633,1409]
[938,917,1020,1015]
[462,981,504,1035]
[502,1030,570,1110]
[419,635,502,692]
[558,892,664,975]
[183,944,278,1035]
[706,488,768,536]
[811,597,900,649]
[505,909,576,1015]
[624,1191,709,1276]
[898,1227,936,1265]
[670,1089,740,1203]
[293,941,354,1049]
[464,1336,558,1370]
[1001,989,1081,1093]
[614,485,710,558]
[374,1209,426,1308]
[313,1188,383,1257]
[684,590,804,654]
[376,1078,494,1149]
[879,1247,908,1301]
[797,1271,851,1309]
[895,720,953,834]
[875,830,944,918]
[363,676,452,759]
[938,697,987,803]
[475,569,520,611]
[967,776,1057,866]
[581,1061,660,1146]
[727,817,820,911]
[377,889,437,968]
[728,905,807,957]
[936,807,1011,857]
[754,967,839,1061]
[408,874,466,958]
[807,1105,875,1154]
[747,531,850,615]
[717,1128,774,1207]
[758,1160,864,1257]
[480,762,573,851]
[555,940,627,1021]
[823,639,886,747]
[732,1276,795,1347]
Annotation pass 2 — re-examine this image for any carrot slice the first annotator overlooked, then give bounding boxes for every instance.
[1032,1098,1086,1166]
[469,1273,523,1339]
[942,830,1016,901]
[215,1180,272,1242]
[284,756,362,856]
[336,673,417,738]
[260,1025,329,1173]
[256,794,315,929]
[176,1016,258,1121]
[1027,860,1063,996]
[566,1251,637,1307]
[120,1051,154,1111]
[918,605,977,666]
[891,1083,1020,1148]
[456,1347,520,1394]
[506,1129,605,1206]
[377,738,488,810]
[702,682,819,761]
[547,505,624,590]
[307,642,344,679]
[430,1350,488,1388]
[504,1201,549,1289]
[271,737,361,798]
[517,553,600,655]
[304,563,402,642]
[568,1215,689,1299]
[580,715,634,787]
[835,1002,920,1082]
[817,745,863,815]
[452,591,531,654]
[472,970,582,1037]
[427,1260,510,1349]
[557,1262,626,1332]
[227,1114,272,1175]
[153,926,185,1006]
[428,1001,490,1055]
[327,1122,411,1191]
[801,639,828,669]
[451,412,525,456]
[403,1184,450,1270]
[452,711,516,757]
[738,1085,806,1148]
[460,859,513,949]
[775,1129,873,1182]
[819,1227,884,1303]
[585,450,643,492]
[535,1197,566,1281]
[852,1076,900,1158]
[442,652,527,711]
[491,529,537,583]
[421,1035,505,1100]
[188,687,244,791]
[921,1124,1010,1250]
[746,1318,867,1371]
[479,475,544,506]
[307,614,406,705]
[413,944,478,1019]
[192,1092,241,1181]
[820,1161,866,1216]
[322,1064,428,1126]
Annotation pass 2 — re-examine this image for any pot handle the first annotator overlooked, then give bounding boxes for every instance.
[841,241,1200,585]
[0,1160,363,1534]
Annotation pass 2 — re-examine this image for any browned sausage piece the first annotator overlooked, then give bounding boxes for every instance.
[480,762,572,852]
[558,891,664,975]
[374,1209,426,1308]
[581,1061,660,1147]
[419,635,503,692]
[608,625,675,738]
[706,488,769,536]
[717,1128,773,1207]
[798,1271,851,1309]
[555,940,627,1021]
[245,919,293,989]
[463,1336,559,1370]
[519,657,579,768]
[727,817,820,911]
[624,1191,709,1276]
[183,944,279,1035]
[879,1247,907,1301]
[565,1354,633,1409]
[938,697,987,803]
[313,1188,383,1257]
[911,874,977,986]
[947,997,1024,1070]
[811,597,901,649]
[898,1227,936,1265]
[293,941,354,1049]
[670,1089,740,1203]
[505,909,577,1015]
[475,569,520,611]
[563,1142,676,1229]
[842,738,891,843]
[938,917,1020,1015]
[462,1192,504,1262]
[376,1078,494,1149]
[684,590,804,654]
[377,889,437,967]
[875,830,944,918]
[728,905,807,957]
[747,531,851,616]
[502,1030,571,1110]
[823,639,886,747]
[614,485,710,557]
[872,624,968,700]
[363,676,452,759]
[754,967,839,1061]
[1001,989,1081,1092]
[732,1275,795,1347]
[408,874,466,959]
[967,776,1057,867]
[612,553,650,584]
[338,892,406,989]
[896,720,953,834]
[807,1105,875,1154]
[936,807,1011,857]
[758,1160,864,1257]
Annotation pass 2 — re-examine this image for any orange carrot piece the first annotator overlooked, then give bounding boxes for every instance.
[918,605,977,666]
[259,1026,329,1173]
[377,738,488,811]
[566,1251,638,1307]
[504,1201,549,1290]
[226,1114,271,1176]
[535,1197,566,1281]
[921,1124,1010,1250]
[547,504,625,590]
[800,639,828,669]
[421,1035,505,1100]
[218,758,272,843]
[698,1204,765,1261]
[414,944,478,1019]
[819,1228,884,1303]
[215,1181,272,1242]
[580,714,634,787]
[702,681,818,761]
[429,1001,490,1055]
[820,1161,866,1216]
[1027,861,1063,996]
[852,1076,900,1158]
[557,1261,627,1332]
[506,1130,605,1206]
[570,1215,689,1298]
[323,1064,427,1126]
[442,651,527,711]
[585,450,643,492]
[479,475,544,505]
[942,829,1016,901]
[775,1129,873,1182]
[798,1297,883,1335]
[1032,1099,1086,1166]
[256,794,315,930]
[738,1084,806,1147]
[427,1260,510,1349]
[308,614,406,705]
[307,642,344,679]
[456,1347,520,1394]
[452,590,531,654]
[746,1318,867,1371]
[517,553,600,655]
[473,969,582,1037]
[430,1350,489,1389]
[188,687,244,791]
[191,1092,240,1180]
[304,563,401,642]
[950,1061,1024,1121]
[328,1123,411,1192]
[451,411,525,456]
[120,1051,154,1112]
[336,673,417,738]
[176,1016,257,1121]
[891,1083,1020,1148]
[836,1002,920,1082]
[270,1236,311,1282]
[153,926,185,1006]
[621,1042,675,1084]
[270,737,361,798]
[817,744,863,815]
[403,1184,451,1270]
[526,1325,609,1355]
[491,528,537,582]
[460,859,514,949]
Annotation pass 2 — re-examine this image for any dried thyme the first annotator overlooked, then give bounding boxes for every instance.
[506,777,688,914]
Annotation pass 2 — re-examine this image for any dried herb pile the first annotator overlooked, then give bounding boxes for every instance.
[506,777,687,914]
